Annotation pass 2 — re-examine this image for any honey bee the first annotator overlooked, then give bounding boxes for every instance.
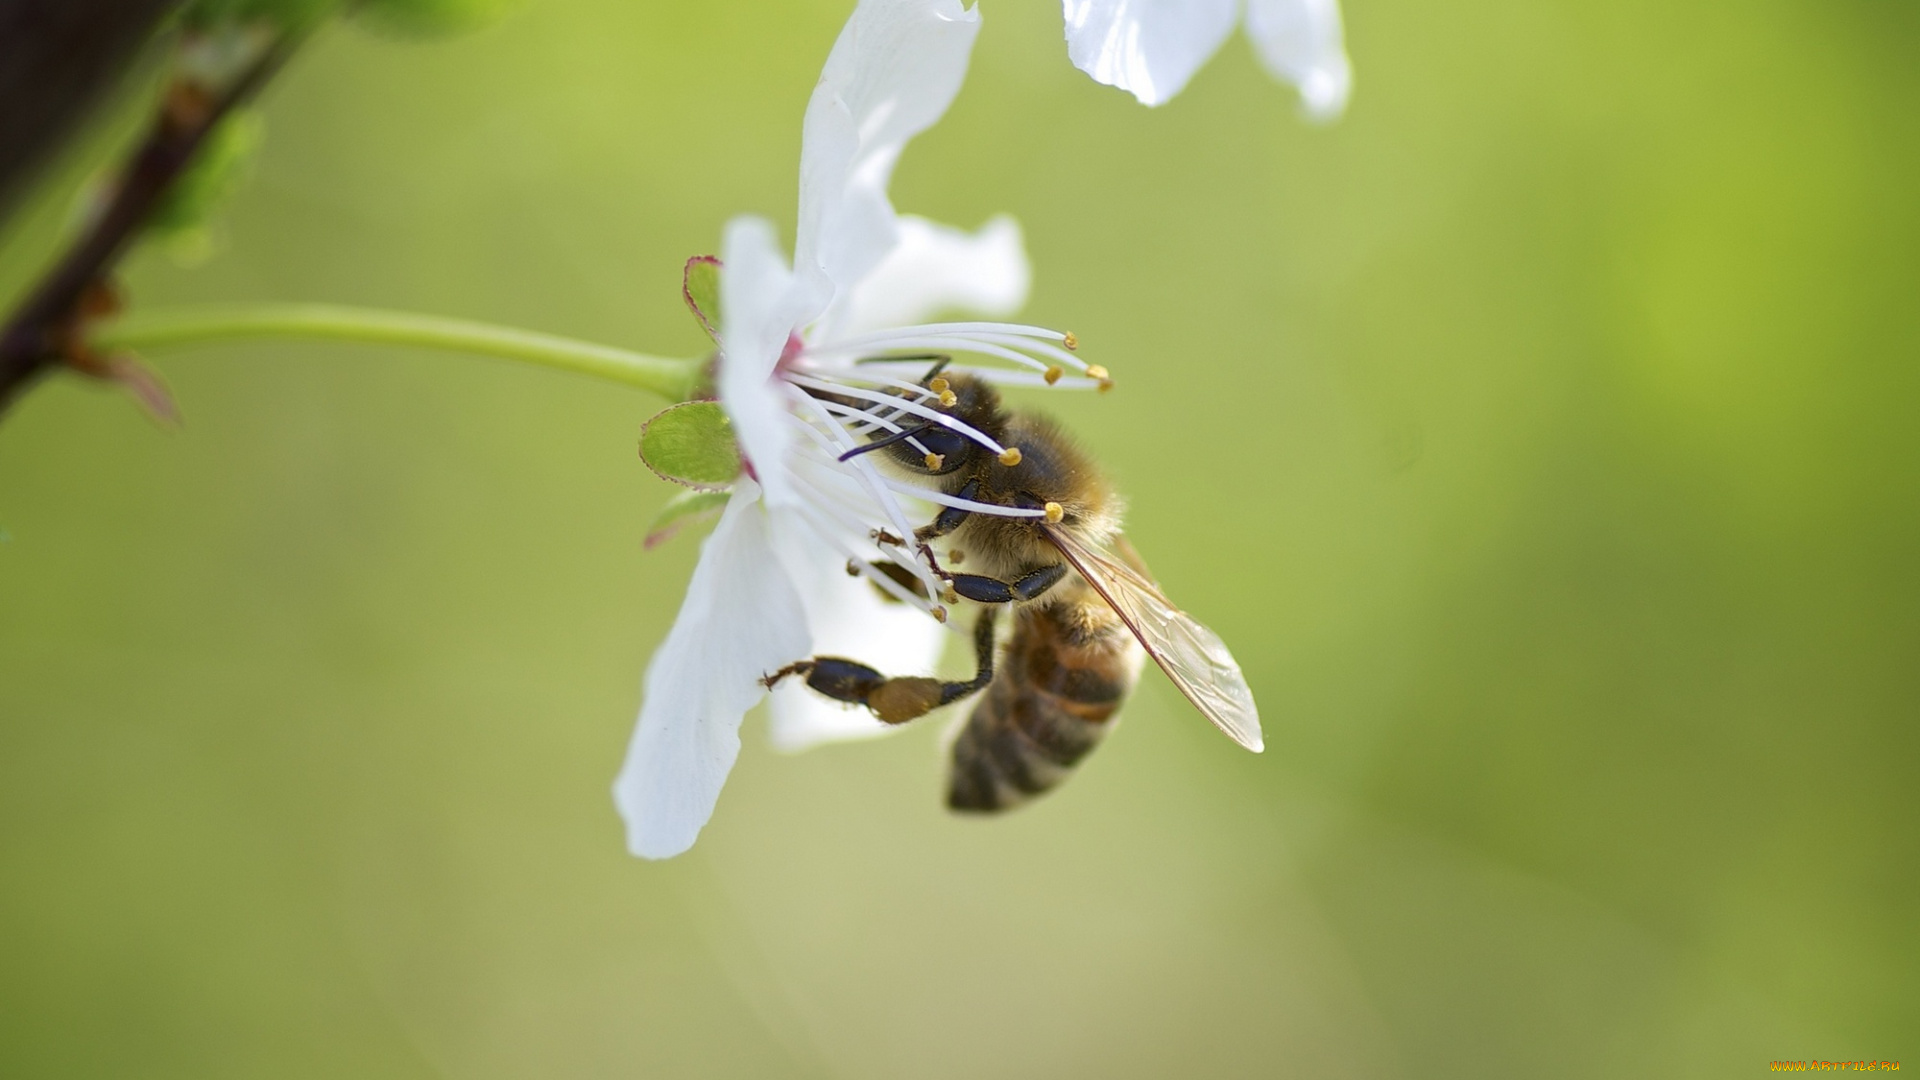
[765,366,1261,811]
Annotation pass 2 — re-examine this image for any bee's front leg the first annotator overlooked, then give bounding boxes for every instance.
[762,610,998,724]
[913,477,982,543]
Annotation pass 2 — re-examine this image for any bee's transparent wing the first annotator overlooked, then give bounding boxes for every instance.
[1043,526,1264,753]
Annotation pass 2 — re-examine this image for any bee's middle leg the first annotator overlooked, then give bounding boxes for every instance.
[939,562,1067,605]
[763,610,998,725]
[900,500,1070,607]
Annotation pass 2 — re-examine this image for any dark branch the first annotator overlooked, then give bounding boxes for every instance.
[0,0,182,217]
[0,23,301,417]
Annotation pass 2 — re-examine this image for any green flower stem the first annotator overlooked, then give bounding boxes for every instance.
[94,303,702,401]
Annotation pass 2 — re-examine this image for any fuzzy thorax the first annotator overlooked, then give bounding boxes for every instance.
[941,411,1123,581]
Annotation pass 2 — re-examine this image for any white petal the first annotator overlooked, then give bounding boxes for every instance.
[824,214,1031,339]
[795,0,983,307]
[1243,0,1350,120]
[718,215,811,509]
[612,483,812,859]
[766,524,950,751]
[1062,0,1240,107]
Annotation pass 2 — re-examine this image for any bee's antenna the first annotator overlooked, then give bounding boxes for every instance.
[837,421,935,462]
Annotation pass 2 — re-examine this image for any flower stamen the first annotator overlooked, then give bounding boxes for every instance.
[820,335,1054,374]
[898,365,1103,390]
[814,321,1091,377]
[785,482,949,618]
[829,320,1073,349]
[785,374,1012,457]
[787,399,924,547]
[889,481,1047,519]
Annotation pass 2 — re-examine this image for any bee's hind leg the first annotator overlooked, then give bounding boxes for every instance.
[762,610,997,725]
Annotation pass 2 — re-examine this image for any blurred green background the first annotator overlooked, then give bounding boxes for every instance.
[2,0,1915,1075]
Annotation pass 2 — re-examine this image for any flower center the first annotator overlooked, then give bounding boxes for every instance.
[775,331,807,373]
[770,320,1109,625]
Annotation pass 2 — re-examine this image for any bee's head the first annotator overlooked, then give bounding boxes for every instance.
[841,372,1007,476]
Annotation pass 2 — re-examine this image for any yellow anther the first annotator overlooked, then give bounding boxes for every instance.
[1044,501,1065,524]
[939,389,958,408]
[928,376,950,395]
[942,586,961,605]
[931,605,949,623]
[998,447,1023,467]
[1062,331,1079,351]
[1043,366,1063,385]
[923,452,945,470]
[1085,364,1109,381]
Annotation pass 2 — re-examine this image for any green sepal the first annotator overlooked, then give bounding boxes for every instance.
[644,489,731,550]
[682,255,722,343]
[638,401,741,490]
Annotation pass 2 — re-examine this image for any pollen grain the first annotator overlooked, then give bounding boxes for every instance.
[998,447,1023,467]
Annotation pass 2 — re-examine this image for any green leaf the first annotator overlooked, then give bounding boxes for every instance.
[682,255,722,342]
[645,490,730,550]
[353,0,507,36]
[638,401,741,490]
[182,0,337,32]
[146,109,264,245]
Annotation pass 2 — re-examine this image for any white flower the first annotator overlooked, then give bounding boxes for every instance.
[613,0,1105,860]
[1062,0,1351,118]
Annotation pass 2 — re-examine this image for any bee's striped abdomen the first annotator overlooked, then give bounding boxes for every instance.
[946,591,1141,813]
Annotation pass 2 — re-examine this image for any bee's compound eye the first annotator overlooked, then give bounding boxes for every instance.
[916,427,969,470]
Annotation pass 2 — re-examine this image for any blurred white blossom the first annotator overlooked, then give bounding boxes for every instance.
[1063,0,1351,117]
